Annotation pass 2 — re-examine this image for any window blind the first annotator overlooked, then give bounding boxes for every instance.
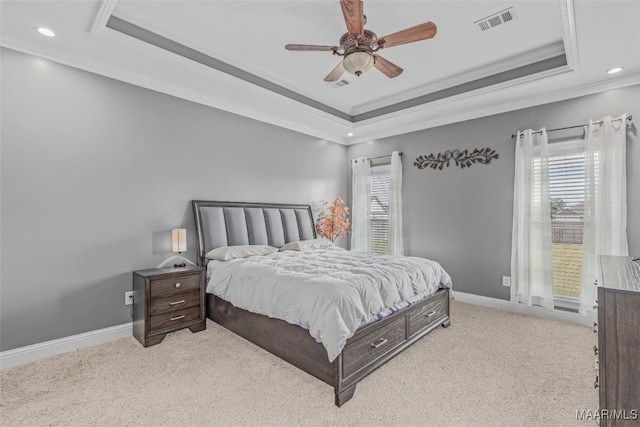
[548,150,586,299]
[369,165,390,254]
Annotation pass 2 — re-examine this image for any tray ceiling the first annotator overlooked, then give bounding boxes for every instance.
[1,1,639,144]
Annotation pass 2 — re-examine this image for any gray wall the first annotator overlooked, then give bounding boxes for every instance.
[0,48,347,351]
[347,85,640,300]
[2,45,638,352]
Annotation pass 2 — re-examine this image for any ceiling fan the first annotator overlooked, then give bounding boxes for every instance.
[285,0,437,82]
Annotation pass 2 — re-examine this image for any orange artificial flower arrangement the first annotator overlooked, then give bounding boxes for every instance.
[316,197,350,242]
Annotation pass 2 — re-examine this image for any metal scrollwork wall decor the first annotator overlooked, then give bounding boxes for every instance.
[414,147,499,170]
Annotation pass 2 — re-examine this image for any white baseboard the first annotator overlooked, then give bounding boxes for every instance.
[0,292,593,369]
[0,322,132,369]
[453,291,594,327]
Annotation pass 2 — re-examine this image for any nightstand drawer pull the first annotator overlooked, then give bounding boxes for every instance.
[370,338,388,349]
[424,310,437,318]
[175,282,181,288]
[170,315,186,321]
[169,300,186,306]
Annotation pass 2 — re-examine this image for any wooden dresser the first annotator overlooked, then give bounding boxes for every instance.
[595,256,640,426]
[133,266,206,347]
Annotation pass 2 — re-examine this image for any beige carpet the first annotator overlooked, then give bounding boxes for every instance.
[1,301,597,426]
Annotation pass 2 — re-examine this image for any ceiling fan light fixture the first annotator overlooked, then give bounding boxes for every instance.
[343,51,374,76]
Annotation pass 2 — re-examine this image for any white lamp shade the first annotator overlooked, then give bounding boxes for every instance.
[343,51,374,76]
[172,229,187,253]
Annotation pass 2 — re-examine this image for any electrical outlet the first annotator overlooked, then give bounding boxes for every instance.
[125,291,134,305]
[502,276,511,287]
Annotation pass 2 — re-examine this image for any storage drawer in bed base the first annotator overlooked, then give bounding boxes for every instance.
[339,290,450,386]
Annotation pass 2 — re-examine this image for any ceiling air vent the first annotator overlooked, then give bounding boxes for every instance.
[474,7,516,32]
[327,79,351,89]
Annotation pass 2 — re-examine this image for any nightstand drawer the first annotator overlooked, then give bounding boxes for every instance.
[149,306,201,332]
[150,273,201,298]
[149,291,201,316]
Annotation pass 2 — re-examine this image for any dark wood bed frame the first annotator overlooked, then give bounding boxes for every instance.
[192,200,451,406]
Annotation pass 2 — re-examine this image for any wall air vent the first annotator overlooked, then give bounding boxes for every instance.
[328,79,351,89]
[475,7,517,32]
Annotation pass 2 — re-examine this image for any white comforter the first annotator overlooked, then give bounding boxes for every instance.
[206,248,452,362]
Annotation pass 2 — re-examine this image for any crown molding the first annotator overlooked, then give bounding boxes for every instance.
[0,36,353,144]
[559,0,580,71]
[5,31,636,148]
[90,0,118,35]
[346,73,640,145]
[348,61,573,140]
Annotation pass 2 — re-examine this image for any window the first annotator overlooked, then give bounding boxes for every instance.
[369,165,390,254]
[546,140,588,309]
[512,117,626,314]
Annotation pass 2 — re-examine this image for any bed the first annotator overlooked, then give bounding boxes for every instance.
[192,200,451,406]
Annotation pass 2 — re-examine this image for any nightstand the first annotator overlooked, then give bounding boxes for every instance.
[132,266,206,347]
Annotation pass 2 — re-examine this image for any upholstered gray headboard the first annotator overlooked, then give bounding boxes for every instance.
[192,201,316,267]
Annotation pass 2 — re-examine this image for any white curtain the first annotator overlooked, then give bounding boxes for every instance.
[388,151,404,255]
[579,114,629,316]
[511,129,555,309]
[351,157,371,251]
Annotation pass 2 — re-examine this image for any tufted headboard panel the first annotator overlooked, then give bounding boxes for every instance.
[192,201,316,266]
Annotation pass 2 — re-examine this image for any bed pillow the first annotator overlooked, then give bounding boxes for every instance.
[280,238,335,251]
[206,245,278,261]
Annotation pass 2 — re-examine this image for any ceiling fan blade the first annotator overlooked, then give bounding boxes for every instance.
[285,44,338,51]
[377,21,437,48]
[374,55,403,78]
[324,61,345,82]
[340,0,364,36]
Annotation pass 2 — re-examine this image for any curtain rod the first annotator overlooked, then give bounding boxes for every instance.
[511,115,633,139]
[370,152,403,160]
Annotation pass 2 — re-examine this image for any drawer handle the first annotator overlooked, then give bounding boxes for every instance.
[370,338,388,349]
[170,315,186,321]
[593,345,598,356]
[424,310,437,318]
[169,300,186,306]
[175,283,181,288]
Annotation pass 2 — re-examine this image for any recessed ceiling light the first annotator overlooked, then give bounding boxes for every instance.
[37,27,55,37]
[607,67,623,74]
[347,132,354,137]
